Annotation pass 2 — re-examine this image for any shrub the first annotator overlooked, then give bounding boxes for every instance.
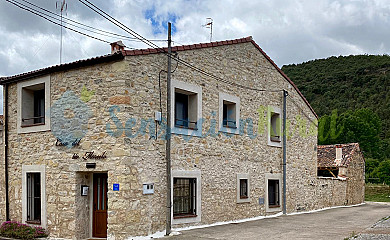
[0,221,48,239]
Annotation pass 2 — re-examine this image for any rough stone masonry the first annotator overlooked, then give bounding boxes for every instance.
[0,37,364,239]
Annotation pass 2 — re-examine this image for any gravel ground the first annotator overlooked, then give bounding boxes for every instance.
[351,215,390,240]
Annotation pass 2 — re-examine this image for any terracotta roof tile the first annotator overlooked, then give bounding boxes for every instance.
[0,52,124,84]
[317,143,361,168]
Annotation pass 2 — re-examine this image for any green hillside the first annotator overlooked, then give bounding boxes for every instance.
[282,55,390,183]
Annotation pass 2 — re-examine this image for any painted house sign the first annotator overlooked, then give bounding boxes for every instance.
[72,151,107,160]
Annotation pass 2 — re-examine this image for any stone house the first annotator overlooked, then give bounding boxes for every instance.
[0,36,364,239]
[317,143,365,205]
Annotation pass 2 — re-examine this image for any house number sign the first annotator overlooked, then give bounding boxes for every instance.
[72,151,107,160]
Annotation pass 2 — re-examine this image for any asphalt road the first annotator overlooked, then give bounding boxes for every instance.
[165,202,390,240]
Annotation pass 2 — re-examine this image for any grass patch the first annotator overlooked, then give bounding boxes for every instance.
[365,183,390,202]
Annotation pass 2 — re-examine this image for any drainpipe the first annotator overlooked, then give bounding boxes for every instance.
[4,83,10,221]
[282,90,288,215]
[165,22,172,236]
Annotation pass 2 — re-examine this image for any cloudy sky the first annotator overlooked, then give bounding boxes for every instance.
[0,0,389,106]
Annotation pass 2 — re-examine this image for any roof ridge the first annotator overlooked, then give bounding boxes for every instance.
[122,36,253,56]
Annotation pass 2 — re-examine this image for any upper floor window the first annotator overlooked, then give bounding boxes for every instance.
[171,80,202,137]
[175,91,197,129]
[219,92,240,134]
[223,101,236,128]
[270,112,281,142]
[267,106,281,147]
[22,84,45,126]
[17,76,51,134]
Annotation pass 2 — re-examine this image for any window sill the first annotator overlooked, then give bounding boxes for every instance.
[21,123,45,128]
[174,125,198,131]
[270,137,281,142]
[223,125,237,129]
[26,220,41,225]
[173,214,197,219]
[240,196,248,199]
[219,127,239,135]
[172,126,202,137]
[269,205,280,208]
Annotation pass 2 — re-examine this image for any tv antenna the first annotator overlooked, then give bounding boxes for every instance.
[56,0,67,64]
[202,18,213,42]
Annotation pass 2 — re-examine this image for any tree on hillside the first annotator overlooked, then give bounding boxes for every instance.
[318,108,383,159]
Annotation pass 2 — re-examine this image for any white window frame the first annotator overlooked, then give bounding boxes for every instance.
[267,106,282,147]
[17,75,51,134]
[171,170,201,224]
[265,173,282,213]
[236,173,250,203]
[219,92,240,135]
[170,80,202,137]
[22,165,47,228]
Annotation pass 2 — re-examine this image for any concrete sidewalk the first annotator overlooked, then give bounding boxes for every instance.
[165,202,390,240]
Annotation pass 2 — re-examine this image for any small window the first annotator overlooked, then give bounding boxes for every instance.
[270,112,281,142]
[317,168,339,178]
[267,106,282,147]
[171,80,202,137]
[22,84,45,126]
[239,179,248,199]
[173,178,197,217]
[268,179,280,207]
[236,173,250,203]
[26,173,41,224]
[17,76,50,134]
[219,92,240,134]
[174,91,198,130]
[223,101,237,128]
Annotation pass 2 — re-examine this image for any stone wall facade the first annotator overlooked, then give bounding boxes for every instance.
[1,39,364,239]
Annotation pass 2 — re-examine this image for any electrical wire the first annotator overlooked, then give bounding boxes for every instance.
[19,0,140,41]
[6,0,111,43]
[287,94,318,126]
[9,0,135,43]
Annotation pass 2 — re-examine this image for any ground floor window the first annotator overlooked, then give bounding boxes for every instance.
[240,179,248,199]
[22,165,46,227]
[268,179,280,207]
[26,173,41,223]
[173,178,196,217]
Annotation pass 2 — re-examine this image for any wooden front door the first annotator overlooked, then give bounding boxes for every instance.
[93,173,108,238]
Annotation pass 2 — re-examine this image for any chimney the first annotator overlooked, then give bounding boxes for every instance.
[110,41,126,54]
[336,145,342,160]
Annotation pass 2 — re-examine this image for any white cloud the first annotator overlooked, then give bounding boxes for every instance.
[1,0,390,75]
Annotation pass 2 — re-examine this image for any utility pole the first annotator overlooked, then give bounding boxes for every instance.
[165,22,172,236]
[282,89,288,215]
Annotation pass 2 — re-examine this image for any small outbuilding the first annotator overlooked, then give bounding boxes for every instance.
[317,143,365,205]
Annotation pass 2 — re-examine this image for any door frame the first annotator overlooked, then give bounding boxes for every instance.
[90,172,108,238]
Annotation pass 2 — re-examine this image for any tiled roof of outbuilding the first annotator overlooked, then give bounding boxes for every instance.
[0,36,317,118]
[317,143,361,168]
